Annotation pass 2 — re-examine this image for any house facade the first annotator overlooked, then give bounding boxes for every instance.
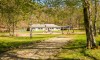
[31,24,61,31]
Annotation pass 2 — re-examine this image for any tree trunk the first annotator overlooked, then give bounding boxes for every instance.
[93,0,97,36]
[61,21,64,34]
[61,27,64,35]
[72,25,74,33]
[7,14,13,36]
[67,17,71,34]
[30,16,32,38]
[99,28,100,34]
[30,27,32,38]
[8,15,15,36]
[12,21,15,36]
[83,0,97,49]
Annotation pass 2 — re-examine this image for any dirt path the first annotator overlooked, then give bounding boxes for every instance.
[0,37,72,60]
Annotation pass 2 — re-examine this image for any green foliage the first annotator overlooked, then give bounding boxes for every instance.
[64,0,82,7]
[0,0,85,31]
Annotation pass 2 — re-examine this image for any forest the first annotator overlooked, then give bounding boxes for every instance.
[0,0,100,60]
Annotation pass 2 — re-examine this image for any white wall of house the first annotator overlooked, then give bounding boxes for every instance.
[31,24,61,31]
[32,27,61,31]
[32,28,44,31]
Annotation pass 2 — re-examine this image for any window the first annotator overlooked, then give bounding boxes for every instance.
[38,28,43,29]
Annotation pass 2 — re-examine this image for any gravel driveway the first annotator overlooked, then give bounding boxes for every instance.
[0,37,72,60]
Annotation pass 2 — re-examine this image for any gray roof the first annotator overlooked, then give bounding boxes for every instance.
[31,24,60,28]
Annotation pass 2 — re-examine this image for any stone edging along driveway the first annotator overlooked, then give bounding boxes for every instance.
[0,37,72,60]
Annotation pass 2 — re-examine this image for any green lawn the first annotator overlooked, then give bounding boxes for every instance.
[0,34,59,53]
[58,34,100,60]
[15,29,85,34]
[1,31,100,60]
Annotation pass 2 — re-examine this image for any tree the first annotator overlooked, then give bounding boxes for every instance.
[93,0,98,36]
[0,0,37,36]
[82,0,97,49]
[0,0,17,36]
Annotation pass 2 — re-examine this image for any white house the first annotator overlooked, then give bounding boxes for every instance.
[31,24,61,31]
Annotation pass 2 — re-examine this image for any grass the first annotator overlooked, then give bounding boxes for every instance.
[15,29,85,34]
[0,34,59,53]
[1,30,100,60]
[16,30,61,33]
[58,34,100,60]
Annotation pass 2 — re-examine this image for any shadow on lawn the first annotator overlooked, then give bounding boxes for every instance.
[61,46,97,60]
[0,46,97,60]
[0,39,98,60]
[0,52,34,60]
[80,48,97,60]
[61,58,80,60]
